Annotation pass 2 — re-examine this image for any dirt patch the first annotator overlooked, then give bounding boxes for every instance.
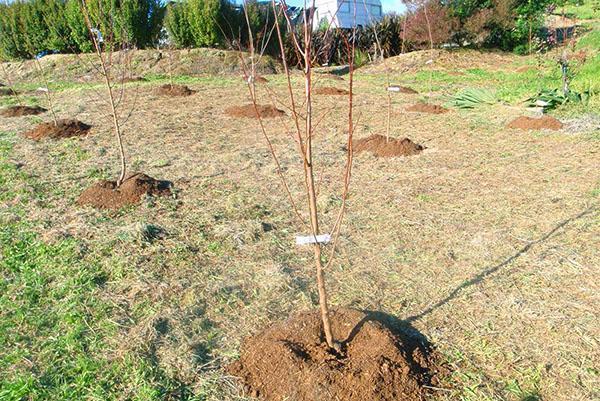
[24,119,91,141]
[225,104,285,118]
[507,115,563,131]
[1,105,47,117]
[407,103,449,114]
[314,87,350,95]
[156,84,195,97]
[228,308,441,401]
[389,85,419,94]
[354,134,425,157]
[77,173,172,210]
[0,88,19,96]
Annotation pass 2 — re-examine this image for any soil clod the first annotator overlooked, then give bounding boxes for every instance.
[407,103,449,114]
[156,84,195,97]
[228,308,441,401]
[77,173,172,210]
[354,134,425,157]
[225,104,285,118]
[24,119,91,141]
[507,115,563,131]
[314,87,350,95]
[1,105,47,117]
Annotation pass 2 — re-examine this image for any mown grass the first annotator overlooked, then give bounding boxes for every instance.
[0,132,201,401]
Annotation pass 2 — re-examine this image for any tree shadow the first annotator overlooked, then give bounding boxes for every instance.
[406,204,597,323]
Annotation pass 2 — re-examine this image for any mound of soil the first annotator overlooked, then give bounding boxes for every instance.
[1,105,47,117]
[24,119,91,141]
[354,134,425,157]
[507,115,563,131]
[228,308,441,401]
[314,87,350,95]
[388,85,418,94]
[156,84,195,97]
[407,103,449,114]
[77,173,172,210]
[225,104,285,118]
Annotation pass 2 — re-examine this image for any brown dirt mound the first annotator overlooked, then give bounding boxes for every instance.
[507,115,563,131]
[314,87,350,95]
[389,85,419,94]
[1,105,47,117]
[407,103,449,114]
[225,104,285,118]
[354,134,425,157]
[77,173,172,210]
[228,308,441,401]
[24,119,91,141]
[156,84,195,97]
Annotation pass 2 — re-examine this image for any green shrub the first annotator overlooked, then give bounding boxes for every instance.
[164,2,194,48]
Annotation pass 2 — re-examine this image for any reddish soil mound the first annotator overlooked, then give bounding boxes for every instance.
[228,308,441,401]
[156,84,195,97]
[1,105,47,117]
[314,87,350,95]
[225,104,285,118]
[24,119,91,141]
[407,103,449,114]
[507,115,563,131]
[354,134,425,157]
[389,85,419,94]
[77,173,172,210]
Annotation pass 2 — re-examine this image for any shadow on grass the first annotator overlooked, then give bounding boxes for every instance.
[406,203,597,323]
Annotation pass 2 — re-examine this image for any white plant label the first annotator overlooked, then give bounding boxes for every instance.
[295,234,331,246]
[387,86,401,92]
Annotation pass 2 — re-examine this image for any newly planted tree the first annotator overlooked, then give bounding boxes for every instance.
[76,0,171,209]
[227,1,438,400]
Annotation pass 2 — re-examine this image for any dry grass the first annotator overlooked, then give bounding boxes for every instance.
[1,51,599,400]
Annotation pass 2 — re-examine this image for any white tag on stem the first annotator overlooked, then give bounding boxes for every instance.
[295,234,331,246]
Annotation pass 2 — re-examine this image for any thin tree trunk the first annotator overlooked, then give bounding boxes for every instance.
[34,58,58,125]
[303,8,335,351]
[82,0,127,187]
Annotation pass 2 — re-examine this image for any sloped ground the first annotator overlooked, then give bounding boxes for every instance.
[0,48,279,85]
[1,44,599,401]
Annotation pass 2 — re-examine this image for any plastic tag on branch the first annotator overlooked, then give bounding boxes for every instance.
[36,87,49,93]
[387,85,401,92]
[295,234,331,246]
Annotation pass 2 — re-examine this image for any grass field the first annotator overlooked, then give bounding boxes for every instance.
[1,12,599,401]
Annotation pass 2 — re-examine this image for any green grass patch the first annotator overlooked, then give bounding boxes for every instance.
[0,132,200,401]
